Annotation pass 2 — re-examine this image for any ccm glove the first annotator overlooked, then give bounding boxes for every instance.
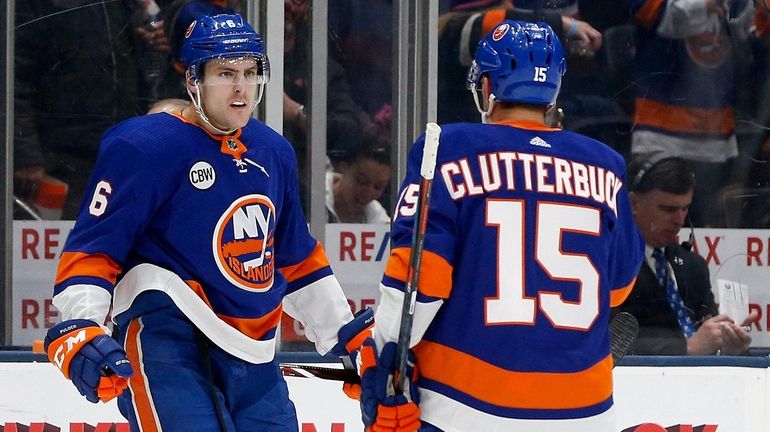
[328,307,375,400]
[359,340,420,432]
[45,319,134,403]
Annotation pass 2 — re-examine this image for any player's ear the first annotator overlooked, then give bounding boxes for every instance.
[629,191,639,215]
[481,76,492,110]
[185,70,199,95]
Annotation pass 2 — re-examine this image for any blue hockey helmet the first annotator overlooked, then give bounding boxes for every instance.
[467,20,566,107]
[179,13,270,84]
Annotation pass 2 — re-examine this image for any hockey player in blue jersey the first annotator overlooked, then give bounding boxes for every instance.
[357,21,645,432]
[43,13,372,431]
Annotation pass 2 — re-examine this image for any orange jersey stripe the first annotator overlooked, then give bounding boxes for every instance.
[56,252,122,285]
[414,340,613,410]
[187,279,283,340]
[384,247,453,299]
[635,97,734,135]
[278,242,331,283]
[186,280,215,309]
[125,319,160,432]
[481,9,507,36]
[634,0,665,29]
[610,277,637,307]
[494,119,561,131]
[218,304,283,340]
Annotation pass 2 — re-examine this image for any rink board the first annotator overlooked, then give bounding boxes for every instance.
[0,358,768,431]
[12,223,770,347]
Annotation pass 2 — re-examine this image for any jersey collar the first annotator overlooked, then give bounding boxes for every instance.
[492,119,561,131]
[170,112,248,159]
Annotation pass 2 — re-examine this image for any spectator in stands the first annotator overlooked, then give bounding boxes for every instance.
[283,0,378,214]
[326,129,391,224]
[437,0,602,124]
[623,0,756,227]
[614,153,758,355]
[14,0,163,219]
[745,135,770,228]
[283,0,372,168]
[328,0,394,119]
[731,4,770,228]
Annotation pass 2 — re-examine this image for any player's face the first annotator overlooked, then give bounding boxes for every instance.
[199,57,259,130]
[338,158,391,212]
[631,189,693,248]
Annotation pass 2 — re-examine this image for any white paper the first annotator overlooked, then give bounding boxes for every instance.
[717,279,750,323]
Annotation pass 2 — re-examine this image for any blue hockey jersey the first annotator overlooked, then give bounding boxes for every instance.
[624,0,738,162]
[374,120,644,428]
[52,113,353,363]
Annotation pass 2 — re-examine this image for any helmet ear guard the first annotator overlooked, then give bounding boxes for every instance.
[467,20,566,113]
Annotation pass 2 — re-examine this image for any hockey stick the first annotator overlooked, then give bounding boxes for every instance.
[393,123,441,394]
[280,312,639,382]
[610,311,639,367]
[279,363,359,382]
[276,125,439,389]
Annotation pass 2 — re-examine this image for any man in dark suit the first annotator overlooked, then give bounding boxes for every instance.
[615,153,757,355]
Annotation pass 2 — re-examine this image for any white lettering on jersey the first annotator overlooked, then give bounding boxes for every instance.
[189,161,216,190]
[439,151,623,216]
[395,184,420,219]
[89,181,113,217]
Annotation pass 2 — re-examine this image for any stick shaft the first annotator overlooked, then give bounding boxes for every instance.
[394,123,441,394]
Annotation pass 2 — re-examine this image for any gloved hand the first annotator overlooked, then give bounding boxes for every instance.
[328,307,374,400]
[45,319,134,403]
[359,340,420,432]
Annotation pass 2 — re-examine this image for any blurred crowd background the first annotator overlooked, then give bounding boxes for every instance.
[11,0,770,227]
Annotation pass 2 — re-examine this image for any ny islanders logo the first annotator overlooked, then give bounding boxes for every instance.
[213,194,276,292]
[492,23,510,41]
[685,16,730,69]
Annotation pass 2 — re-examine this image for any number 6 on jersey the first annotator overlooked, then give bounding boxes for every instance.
[89,180,113,217]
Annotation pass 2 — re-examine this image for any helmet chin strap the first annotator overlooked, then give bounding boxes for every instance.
[186,81,266,136]
[471,87,496,124]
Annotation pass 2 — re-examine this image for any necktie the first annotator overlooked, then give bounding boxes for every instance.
[652,248,695,338]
